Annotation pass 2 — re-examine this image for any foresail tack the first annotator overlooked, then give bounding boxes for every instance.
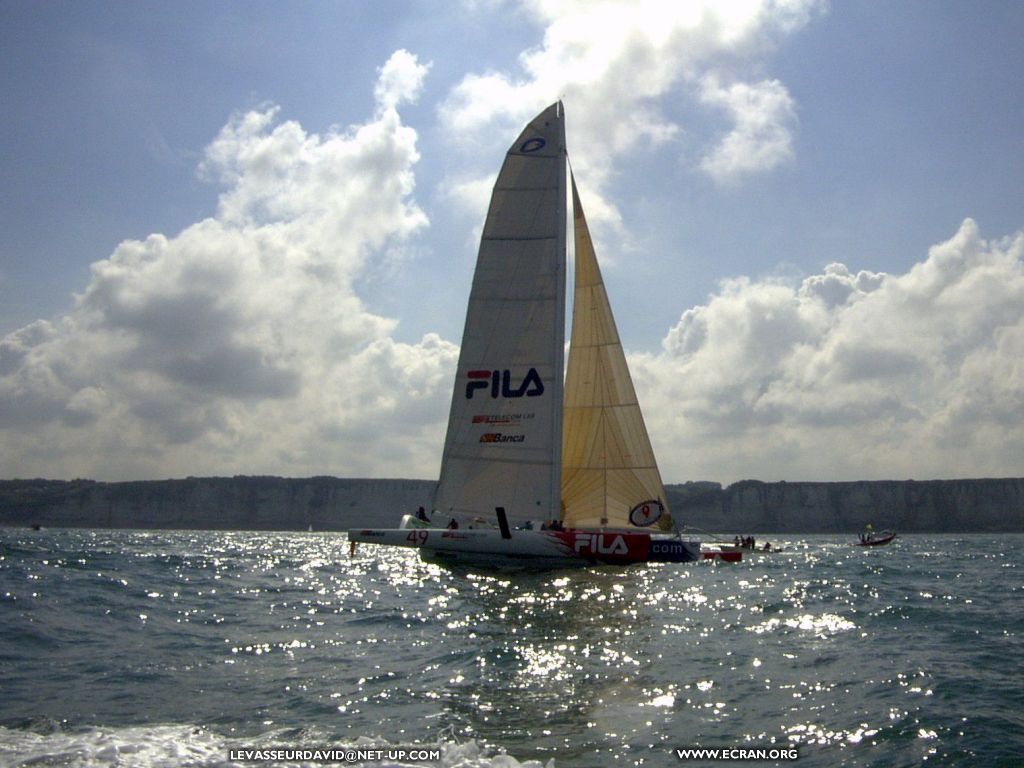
[433,103,567,526]
[561,176,674,532]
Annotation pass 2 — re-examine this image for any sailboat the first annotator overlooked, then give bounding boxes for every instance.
[349,103,700,566]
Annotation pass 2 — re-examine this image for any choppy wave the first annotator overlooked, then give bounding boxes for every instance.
[1,529,1021,766]
[0,724,552,767]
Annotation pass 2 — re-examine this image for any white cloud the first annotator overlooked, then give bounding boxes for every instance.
[4,33,1021,489]
[698,76,796,183]
[439,0,822,233]
[375,49,431,110]
[635,219,1024,483]
[0,51,459,481]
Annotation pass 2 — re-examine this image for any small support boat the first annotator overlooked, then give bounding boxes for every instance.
[855,530,896,547]
[701,549,742,562]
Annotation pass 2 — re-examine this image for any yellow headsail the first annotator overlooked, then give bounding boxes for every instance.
[561,176,673,532]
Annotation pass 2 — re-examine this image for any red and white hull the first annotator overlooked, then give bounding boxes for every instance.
[349,525,700,567]
[701,548,743,562]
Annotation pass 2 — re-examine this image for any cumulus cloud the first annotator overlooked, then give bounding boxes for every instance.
[439,0,821,228]
[0,50,459,480]
[698,76,797,183]
[634,219,1024,482]
[375,49,431,109]
[4,34,1021,489]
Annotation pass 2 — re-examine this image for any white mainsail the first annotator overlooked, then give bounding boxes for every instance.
[561,176,674,532]
[433,103,567,526]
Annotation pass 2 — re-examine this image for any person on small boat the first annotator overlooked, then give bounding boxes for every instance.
[447,518,459,529]
[415,506,429,522]
[762,542,771,551]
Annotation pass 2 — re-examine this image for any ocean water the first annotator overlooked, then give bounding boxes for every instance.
[0,529,1020,767]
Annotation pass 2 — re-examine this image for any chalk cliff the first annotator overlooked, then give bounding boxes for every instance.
[667,478,1024,533]
[0,477,434,531]
[1,476,1022,532]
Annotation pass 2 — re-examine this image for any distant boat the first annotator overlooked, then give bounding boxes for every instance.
[703,536,783,558]
[348,103,700,567]
[855,530,896,547]
[734,536,780,552]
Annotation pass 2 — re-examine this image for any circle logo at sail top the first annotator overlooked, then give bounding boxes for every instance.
[629,500,664,527]
[519,137,546,153]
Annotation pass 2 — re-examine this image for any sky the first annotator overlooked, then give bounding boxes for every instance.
[2,0,1023,485]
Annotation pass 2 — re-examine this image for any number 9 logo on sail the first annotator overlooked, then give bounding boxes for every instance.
[628,500,664,527]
